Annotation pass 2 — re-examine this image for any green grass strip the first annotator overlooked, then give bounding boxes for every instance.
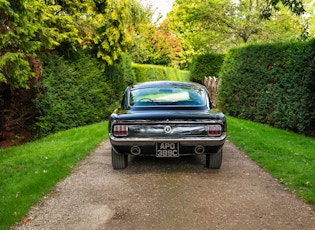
[0,121,108,230]
[227,116,315,206]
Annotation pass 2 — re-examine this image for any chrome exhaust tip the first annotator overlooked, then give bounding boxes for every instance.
[194,145,205,155]
[130,146,141,155]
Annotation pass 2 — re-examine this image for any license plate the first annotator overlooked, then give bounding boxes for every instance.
[156,142,179,157]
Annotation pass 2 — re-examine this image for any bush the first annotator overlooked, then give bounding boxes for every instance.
[104,53,135,95]
[33,52,189,138]
[33,50,130,137]
[218,40,315,134]
[190,53,225,84]
[132,63,190,82]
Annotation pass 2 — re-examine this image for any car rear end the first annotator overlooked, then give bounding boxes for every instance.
[109,117,226,157]
[108,81,227,169]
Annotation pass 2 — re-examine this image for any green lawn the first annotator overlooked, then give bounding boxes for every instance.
[0,121,108,230]
[226,116,315,206]
[1,117,314,229]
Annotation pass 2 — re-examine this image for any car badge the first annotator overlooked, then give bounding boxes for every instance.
[164,125,172,134]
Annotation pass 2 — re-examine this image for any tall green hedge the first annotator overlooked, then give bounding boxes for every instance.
[33,51,133,137]
[132,63,190,82]
[218,40,315,134]
[34,53,189,138]
[104,53,135,96]
[190,53,225,84]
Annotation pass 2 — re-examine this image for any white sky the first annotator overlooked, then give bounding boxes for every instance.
[139,0,175,22]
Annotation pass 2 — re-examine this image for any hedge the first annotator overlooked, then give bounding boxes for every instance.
[33,53,189,138]
[132,63,190,83]
[218,40,315,135]
[190,53,225,84]
[33,51,132,137]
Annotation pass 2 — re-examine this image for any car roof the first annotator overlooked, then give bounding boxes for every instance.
[130,81,204,90]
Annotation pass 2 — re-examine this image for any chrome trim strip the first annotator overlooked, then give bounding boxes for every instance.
[109,133,226,146]
[112,119,225,124]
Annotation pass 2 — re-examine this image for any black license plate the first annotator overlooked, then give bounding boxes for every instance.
[156,142,179,157]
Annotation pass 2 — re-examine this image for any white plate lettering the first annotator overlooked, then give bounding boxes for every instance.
[156,142,179,157]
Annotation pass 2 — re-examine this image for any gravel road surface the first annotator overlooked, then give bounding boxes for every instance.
[14,140,315,230]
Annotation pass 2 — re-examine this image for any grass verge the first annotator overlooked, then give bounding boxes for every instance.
[227,116,315,206]
[0,121,108,230]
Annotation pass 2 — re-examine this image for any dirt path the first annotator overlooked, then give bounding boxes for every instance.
[14,140,315,230]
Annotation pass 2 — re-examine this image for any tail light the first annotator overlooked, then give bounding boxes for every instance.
[208,125,222,136]
[114,125,128,137]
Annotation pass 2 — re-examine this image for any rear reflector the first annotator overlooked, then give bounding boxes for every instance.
[114,125,128,137]
[208,125,222,136]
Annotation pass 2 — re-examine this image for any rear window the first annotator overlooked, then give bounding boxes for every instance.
[129,87,206,106]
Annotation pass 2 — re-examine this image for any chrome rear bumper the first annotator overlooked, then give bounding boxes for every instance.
[109,133,226,147]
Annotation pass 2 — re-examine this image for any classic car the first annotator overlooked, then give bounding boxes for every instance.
[109,81,226,169]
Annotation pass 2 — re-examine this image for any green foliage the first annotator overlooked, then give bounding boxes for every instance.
[104,53,135,95]
[128,18,184,68]
[227,116,315,206]
[0,121,108,230]
[218,40,315,134]
[190,53,225,84]
[305,1,315,38]
[91,0,133,65]
[33,50,120,137]
[167,0,307,55]
[0,0,141,90]
[0,0,39,88]
[0,52,34,89]
[0,0,84,89]
[132,63,190,83]
[262,0,305,18]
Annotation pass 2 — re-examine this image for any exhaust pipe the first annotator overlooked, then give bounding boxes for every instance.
[130,146,141,155]
[194,145,205,155]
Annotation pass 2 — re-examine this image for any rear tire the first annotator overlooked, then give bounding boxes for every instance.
[206,149,222,169]
[112,148,128,169]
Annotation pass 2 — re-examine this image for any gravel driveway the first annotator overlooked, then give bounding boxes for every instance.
[14,140,315,230]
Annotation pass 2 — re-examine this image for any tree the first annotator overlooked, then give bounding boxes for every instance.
[1,0,42,89]
[143,20,183,66]
[127,3,155,64]
[0,0,86,146]
[0,0,145,89]
[166,0,306,55]
[88,0,131,65]
[0,0,146,146]
[261,0,305,18]
[0,0,87,89]
[127,3,184,67]
[303,0,315,38]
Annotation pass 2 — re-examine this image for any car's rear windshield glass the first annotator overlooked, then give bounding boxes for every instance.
[129,87,206,106]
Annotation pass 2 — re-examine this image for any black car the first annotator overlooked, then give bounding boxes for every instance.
[109,81,226,169]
